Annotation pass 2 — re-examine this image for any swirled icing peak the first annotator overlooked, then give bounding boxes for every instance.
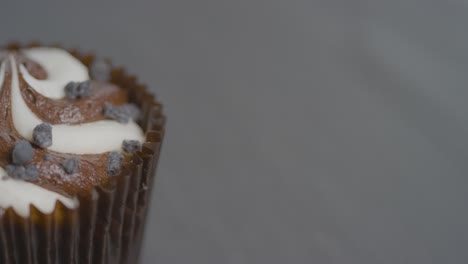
[0,46,145,216]
[9,51,144,154]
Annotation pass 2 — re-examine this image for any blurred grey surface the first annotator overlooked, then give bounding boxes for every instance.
[1,0,468,263]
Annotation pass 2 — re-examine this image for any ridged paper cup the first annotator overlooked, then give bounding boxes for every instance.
[0,43,165,264]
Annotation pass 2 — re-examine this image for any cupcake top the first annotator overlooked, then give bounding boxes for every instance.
[0,47,145,217]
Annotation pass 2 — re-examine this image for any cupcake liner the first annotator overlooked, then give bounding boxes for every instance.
[0,43,165,264]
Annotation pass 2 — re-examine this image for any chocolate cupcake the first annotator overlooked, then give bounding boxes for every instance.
[0,44,165,264]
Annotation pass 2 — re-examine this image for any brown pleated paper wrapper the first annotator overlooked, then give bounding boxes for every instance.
[0,43,166,264]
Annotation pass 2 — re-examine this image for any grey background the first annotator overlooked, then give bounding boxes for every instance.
[1,0,468,263]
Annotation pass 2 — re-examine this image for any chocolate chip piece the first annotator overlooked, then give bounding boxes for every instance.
[33,123,52,148]
[90,59,111,81]
[106,152,122,176]
[122,140,141,153]
[6,164,38,180]
[64,80,91,99]
[103,103,141,124]
[62,157,79,174]
[12,140,34,165]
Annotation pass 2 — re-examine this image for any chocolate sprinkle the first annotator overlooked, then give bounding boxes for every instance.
[103,103,141,124]
[33,123,52,148]
[6,164,38,180]
[62,157,79,174]
[90,58,111,81]
[12,140,34,165]
[64,80,91,99]
[106,152,122,176]
[122,139,141,153]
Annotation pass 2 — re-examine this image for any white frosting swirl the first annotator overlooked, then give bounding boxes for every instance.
[0,47,143,216]
[0,166,78,217]
[19,48,89,99]
[8,48,144,154]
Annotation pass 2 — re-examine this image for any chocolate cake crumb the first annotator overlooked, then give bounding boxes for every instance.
[62,157,79,174]
[25,164,39,179]
[90,58,111,81]
[106,152,122,176]
[33,123,52,148]
[64,80,91,99]
[6,164,38,180]
[122,139,141,153]
[103,103,141,124]
[12,140,34,165]
[6,165,24,179]
[122,104,141,121]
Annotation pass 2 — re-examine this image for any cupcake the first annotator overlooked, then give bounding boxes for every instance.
[0,43,165,264]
